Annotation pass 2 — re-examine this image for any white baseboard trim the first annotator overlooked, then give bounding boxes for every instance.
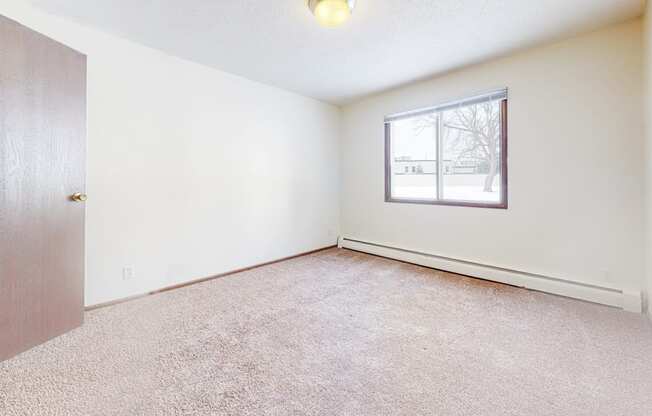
[339,237,642,313]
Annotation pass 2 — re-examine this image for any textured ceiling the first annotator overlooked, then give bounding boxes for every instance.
[29,0,644,105]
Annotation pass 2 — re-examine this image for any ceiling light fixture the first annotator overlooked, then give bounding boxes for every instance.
[308,0,356,28]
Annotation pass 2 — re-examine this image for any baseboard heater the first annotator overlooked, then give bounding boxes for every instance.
[338,237,642,313]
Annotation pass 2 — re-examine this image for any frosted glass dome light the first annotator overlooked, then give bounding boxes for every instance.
[309,0,356,27]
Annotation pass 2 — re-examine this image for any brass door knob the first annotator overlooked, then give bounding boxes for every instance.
[71,192,87,202]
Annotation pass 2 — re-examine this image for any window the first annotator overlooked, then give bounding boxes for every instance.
[385,89,508,208]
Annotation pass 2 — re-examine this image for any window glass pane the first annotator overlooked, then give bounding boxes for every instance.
[390,115,438,200]
[440,99,502,203]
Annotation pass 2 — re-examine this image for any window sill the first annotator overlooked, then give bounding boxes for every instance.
[385,197,508,209]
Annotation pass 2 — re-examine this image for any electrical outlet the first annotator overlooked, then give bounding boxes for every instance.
[123,266,135,281]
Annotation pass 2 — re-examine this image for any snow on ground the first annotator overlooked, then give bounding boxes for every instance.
[392,174,501,203]
[393,186,500,203]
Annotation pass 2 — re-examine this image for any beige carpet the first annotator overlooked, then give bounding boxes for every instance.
[1,248,652,415]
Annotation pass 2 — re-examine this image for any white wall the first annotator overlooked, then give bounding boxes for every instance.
[644,3,652,318]
[341,20,645,296]
[1,1,341,306]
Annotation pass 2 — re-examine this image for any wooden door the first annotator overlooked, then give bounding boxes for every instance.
[0,15,87,361]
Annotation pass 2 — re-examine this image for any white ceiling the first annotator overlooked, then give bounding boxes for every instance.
[29,0,644,105]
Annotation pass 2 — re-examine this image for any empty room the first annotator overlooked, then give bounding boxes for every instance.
[1,0,652,414]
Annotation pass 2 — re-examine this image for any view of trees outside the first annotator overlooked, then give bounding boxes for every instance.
[390,99,502,203]
[441,100,501,201]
